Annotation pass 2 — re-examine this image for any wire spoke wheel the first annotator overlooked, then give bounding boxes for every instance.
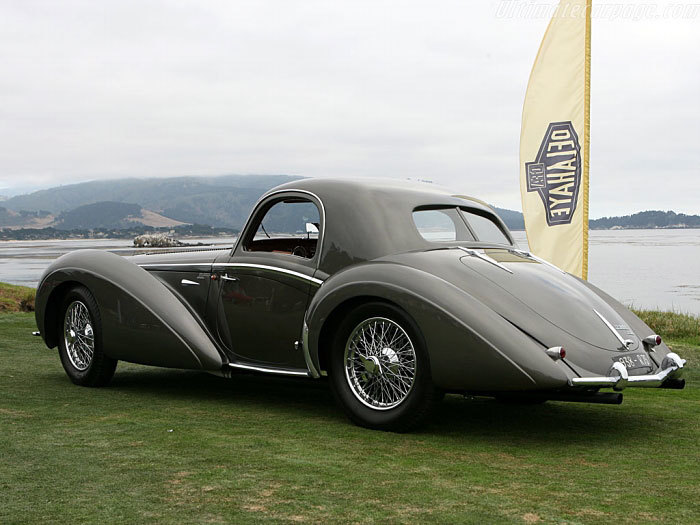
[344,317,417,410]
[63,300,95,371]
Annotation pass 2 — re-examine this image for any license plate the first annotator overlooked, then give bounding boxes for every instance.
[613,353,652,371]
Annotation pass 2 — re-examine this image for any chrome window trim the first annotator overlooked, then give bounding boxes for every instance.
[212,262,324,286]
[231,188,327,272]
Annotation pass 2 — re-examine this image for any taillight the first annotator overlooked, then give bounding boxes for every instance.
[643,334,662,347]
[546,346,566,360]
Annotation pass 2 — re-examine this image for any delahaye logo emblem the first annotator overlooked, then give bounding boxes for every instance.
[525,121,581,226]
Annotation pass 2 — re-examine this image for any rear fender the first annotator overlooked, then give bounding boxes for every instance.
[35,250,223,370]
[307,262,572,391]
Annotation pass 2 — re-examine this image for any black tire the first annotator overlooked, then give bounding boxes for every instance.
[328,302,439,432]
[57,286,117,387]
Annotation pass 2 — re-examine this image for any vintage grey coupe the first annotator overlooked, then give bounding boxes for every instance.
[34,178,686,431]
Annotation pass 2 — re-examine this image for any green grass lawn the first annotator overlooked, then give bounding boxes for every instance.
[1,312,698,524]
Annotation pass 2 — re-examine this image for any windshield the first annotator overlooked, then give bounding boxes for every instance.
[412,207,511,246]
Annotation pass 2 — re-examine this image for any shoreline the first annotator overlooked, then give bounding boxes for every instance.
[2,227,700,242]
[0,227,700,244]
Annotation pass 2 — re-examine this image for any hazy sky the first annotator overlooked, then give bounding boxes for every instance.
[0,1,698,216]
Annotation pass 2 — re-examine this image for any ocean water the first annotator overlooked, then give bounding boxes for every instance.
[0,230,698,314]
[511,229,700,314]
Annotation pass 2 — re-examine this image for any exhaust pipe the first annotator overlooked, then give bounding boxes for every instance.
[660,378,685,390]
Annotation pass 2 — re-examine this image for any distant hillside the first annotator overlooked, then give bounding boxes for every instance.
[3,175,698,233]
[492,206,525,231]
[2,174,526,231]
[1,201,187,230]
[488,208,700,231]
[589,210,700,230]
[0,207,53,229]
[3,174,301,228]
[55,201,186,230]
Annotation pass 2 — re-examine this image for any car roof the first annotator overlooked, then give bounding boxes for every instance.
[258,177,505,275]
[269,177,494,212]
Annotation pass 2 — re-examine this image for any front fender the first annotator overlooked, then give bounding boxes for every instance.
[307,262,573,391]
[35,250,223,371]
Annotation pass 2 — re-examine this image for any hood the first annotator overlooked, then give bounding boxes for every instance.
[384,247,640,354]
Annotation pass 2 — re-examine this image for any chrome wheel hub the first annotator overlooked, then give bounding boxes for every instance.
[63,301,94,371]
[344,317,417,410]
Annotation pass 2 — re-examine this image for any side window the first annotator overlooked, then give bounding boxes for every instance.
[413,208,475,242]
[244,198,321,259]
[461,209,511,245]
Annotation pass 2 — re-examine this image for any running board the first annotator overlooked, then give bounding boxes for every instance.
[226,362,310,377]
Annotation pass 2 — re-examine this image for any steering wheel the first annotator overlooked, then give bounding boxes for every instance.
[292,245,308,258]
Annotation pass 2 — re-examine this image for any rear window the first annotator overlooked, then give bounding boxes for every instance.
[412,207,510,245]
[462,210,510,245]
[412,208,474,242]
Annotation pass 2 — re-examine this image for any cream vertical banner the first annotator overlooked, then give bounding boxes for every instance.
[519,0,591,279]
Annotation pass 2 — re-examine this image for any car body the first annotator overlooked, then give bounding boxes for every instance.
[35,178,686,430]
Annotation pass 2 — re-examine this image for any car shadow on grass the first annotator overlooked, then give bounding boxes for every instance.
[429,394,661,444]
[42,366,673,444]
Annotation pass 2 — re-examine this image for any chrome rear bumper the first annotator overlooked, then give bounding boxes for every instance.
[569,352,686,391]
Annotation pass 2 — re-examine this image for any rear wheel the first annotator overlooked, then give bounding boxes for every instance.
[329,302,439,432]
[57,286,116,387]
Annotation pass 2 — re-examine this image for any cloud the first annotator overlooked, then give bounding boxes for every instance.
[0,0,697,216]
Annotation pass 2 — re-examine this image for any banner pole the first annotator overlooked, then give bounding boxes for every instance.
[582,0,592,280]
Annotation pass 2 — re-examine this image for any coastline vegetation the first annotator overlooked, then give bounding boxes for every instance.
[633,308,700,347]
[0,223,239,241]
[0,282,35,312]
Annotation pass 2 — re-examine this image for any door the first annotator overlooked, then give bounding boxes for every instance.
[216,192,323,369]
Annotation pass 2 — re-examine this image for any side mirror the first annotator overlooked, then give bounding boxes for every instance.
[305,222,320,234]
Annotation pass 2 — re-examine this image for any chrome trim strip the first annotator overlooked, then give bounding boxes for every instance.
[227,362,310,377]
[593,309,634,349]
[302,320,320,378]
[213,262,324,286]
[570,352,685,390]
[138,263,213,272]
[458,246,513,274]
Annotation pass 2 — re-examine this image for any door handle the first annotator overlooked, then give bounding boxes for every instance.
[180,279,200,286]
[220,274,239,282]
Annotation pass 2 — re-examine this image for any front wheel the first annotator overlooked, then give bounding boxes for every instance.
[57,286,117,387]
[329,302,439,432]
